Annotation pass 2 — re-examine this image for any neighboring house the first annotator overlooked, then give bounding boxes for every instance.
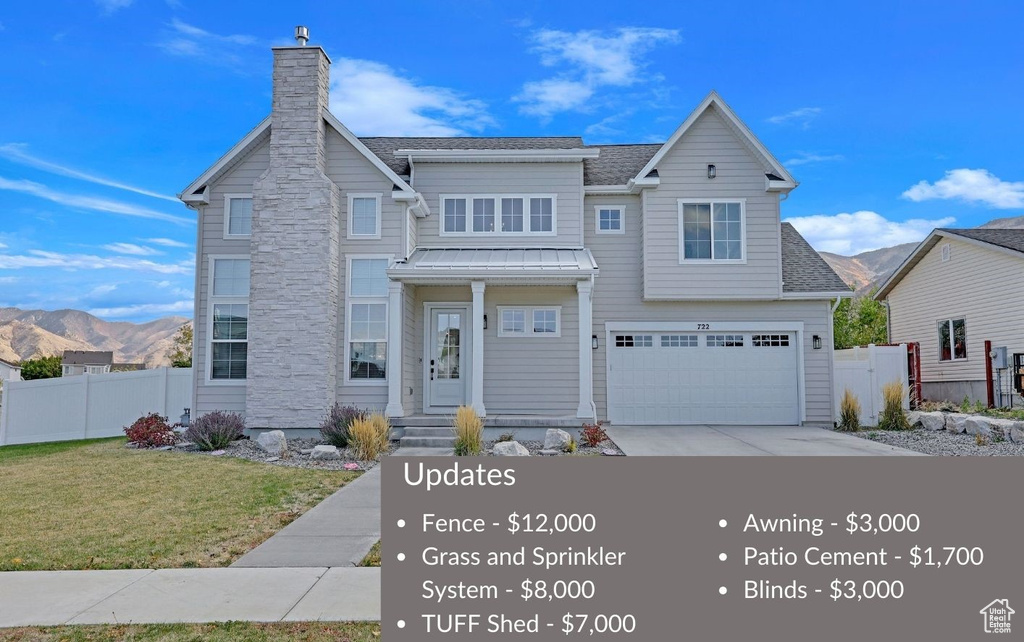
[0,358,21,383]
[876,228,1024,404]
[61,350,113,377]
[178,30,848,429]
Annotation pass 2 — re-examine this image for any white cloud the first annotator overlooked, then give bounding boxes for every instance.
[785,152,844,167]
[515,27,680,118]
[330,58,494,136]
[145,237,190,248]
[95,0,134,12]
[102,242,161,256]
[157,19,259,68]
[0,176,191,225]
[0,276,17,284]
[0,241,6,249]
[784,211,956,255]
[902,168,1024,209]
[87,284,118,297]
[88,300,193,319]
[767,107,821,129]
[0,144,178,202]
[0,250,193,274]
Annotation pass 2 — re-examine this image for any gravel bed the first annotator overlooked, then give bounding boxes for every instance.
[848,428,1024,456]
[483,439,624,457]
[175,437,398,470]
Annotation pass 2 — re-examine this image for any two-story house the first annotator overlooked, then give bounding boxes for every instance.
[179,31,848,430]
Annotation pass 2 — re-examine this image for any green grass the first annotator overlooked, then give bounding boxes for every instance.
[0,622,380,641]
[0,438,358,571]
[359,540,381,567]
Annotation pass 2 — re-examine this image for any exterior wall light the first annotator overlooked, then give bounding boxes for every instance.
[483,314,488,330]
[707,164,717,179]
[813,335,822,350]
[592,335,599,350]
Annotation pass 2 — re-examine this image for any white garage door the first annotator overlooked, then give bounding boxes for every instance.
[608,331,800,425]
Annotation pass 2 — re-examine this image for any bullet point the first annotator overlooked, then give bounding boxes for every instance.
[719,519,727,528]
[397,553,406,561]
[397,519,406,528]
[719,586,728,595]
[719,553,727,561]
[397,620,406,629]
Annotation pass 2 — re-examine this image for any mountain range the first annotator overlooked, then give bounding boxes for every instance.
[0,308,189,368]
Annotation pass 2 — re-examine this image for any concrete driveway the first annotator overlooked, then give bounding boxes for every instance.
[606,425,924,456]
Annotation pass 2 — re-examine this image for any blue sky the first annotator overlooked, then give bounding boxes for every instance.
[1,1,1023,322]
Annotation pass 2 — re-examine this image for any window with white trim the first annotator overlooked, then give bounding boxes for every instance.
[532,308,559,335]
[596,206,624,233]
[497,306,561,337]
[442,195,555,234]
[225,196,252,237]
[348,193,381,239]
[210,258,249,381]
[679,200,744,261]
[347,258,390,380]
[499,308,526,336]
[938,318,967,361]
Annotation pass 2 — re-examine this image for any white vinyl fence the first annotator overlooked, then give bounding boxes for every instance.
[0,368,192,446]
[834,344,909,427]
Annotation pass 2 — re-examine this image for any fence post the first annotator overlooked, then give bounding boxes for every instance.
[158,367,169,418]
[0,380,9,446]
[867,344,878,424]
[81,374,91,440]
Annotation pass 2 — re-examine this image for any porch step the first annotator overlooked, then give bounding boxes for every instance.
[401,427,454,438]
[399,426,456,449]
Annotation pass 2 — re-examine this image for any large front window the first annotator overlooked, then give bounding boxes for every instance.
[938,318,967,361]
[679,200,744,261]
[210,258,249,381]
[348,257,389,380]
[442,195,555,235]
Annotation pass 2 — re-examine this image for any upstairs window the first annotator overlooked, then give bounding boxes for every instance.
[938,318,967,361]
[224,196,252,238]
[442,195,555,235]
[596,206,624,234]
[348,193,382,239]
[679,200,745,261]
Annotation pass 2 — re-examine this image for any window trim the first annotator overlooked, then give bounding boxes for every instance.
[677,198,747,264]
[594,205,625,235]
[347,192,383,240]
[937,317,968,362]
[206,254,250,386]
[345,254,393,385]
[439,194,558,237]
[496,305,562,338]
[223,194,253,239]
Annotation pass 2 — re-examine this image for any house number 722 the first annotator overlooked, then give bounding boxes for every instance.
[696,323,710,330]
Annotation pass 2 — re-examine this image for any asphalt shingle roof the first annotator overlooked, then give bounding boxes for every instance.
[939,228,1024,254]
[781,223,850,293]
[582,144,662,185]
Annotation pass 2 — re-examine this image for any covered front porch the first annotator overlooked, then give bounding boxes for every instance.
[383,248,599,420]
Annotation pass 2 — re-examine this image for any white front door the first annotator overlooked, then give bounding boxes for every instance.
[427,308,468,409]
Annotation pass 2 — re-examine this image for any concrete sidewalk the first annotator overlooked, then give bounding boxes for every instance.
[0,567,380,628]
[232,466,382,568]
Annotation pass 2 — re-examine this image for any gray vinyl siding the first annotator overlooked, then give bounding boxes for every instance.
[887,237,1024,387]
[412,163,583,249]
[193,141,269,417]
[586,194,834,425]
[642,107,783,300]
[328,128,405,410]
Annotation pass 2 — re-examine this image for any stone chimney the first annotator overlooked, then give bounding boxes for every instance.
[248,29,340,428]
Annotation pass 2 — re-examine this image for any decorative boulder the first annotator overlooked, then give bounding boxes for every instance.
[944,413,969,434]
[256,430,287,455]
[1009,424,1024,444]
[917,412,946,431]
[544,428,572,451]
[906,411,923,429]
[964,417,993,438]
[493,441,530,456]
[310,445,341,460]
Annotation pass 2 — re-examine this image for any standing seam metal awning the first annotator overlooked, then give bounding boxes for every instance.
[387,248,598,283]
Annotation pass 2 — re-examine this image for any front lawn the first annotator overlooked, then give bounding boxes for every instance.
[0,622,380,642]
[0,438,358,571]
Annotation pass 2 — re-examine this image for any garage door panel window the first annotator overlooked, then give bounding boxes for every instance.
[752,334,790,347]
[707,334,744,347]
[661,334,698,347]
[615,334,653,347]
[938,318,967,361]
[679,200,745,261]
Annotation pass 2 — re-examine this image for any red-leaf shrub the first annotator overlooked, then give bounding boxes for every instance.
[579,421,608,447]
[125,413,177,448]
[184,411,245,451]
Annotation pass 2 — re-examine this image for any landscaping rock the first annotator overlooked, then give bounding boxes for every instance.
[310,445,340,460]
[256,430,287,455]
[1010,424,1024,444]
[265,456,280,463]
[173,441,193,449]
[944,413,969,434]
[543,428,572,451]
[493,441,530,456]
[917,412,946,431]
[964,417,993,438]
[209,450,226,456]
[538,449,561,456]
[906,411,923,428]
[300,448,315,455]
[602,448,621,456]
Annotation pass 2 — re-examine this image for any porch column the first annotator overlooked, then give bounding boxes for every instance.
[471,280,487,416]
[385,281,405,418]
[576,279,596,419]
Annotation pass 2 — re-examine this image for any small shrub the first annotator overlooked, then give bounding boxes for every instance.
[836,389,861,432]
[580,421,609,447]
[496,431,516,443]
[973,399,986,414]
[124,413,176,448]
[320,403,364,448]
[349,412,391,460]
[960,395,972,413]
[185,411,245,451]
[563,435,577,454]
[878,381,911,431]
[975,433,990,446]
[452,406,483,456]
